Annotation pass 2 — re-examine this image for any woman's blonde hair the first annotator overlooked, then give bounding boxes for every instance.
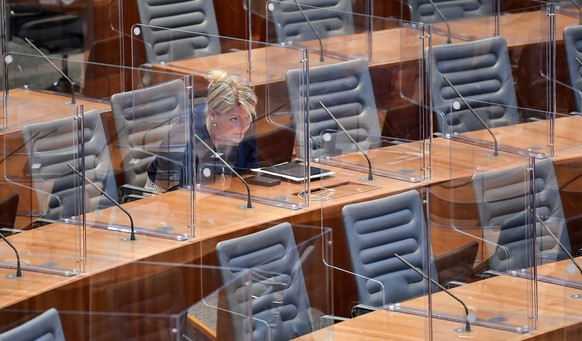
[205,70,257,127]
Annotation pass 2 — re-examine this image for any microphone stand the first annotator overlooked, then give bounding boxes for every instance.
[530,209,582,276]
[0,232,22,278]
[395,253,472,332]
[295,0,324,62]
[194,134,253,209]
[24,38,76,105]
[67,164,136,241]
[428,0,452,44]
[319,101,373,181]
[442,75,499,156]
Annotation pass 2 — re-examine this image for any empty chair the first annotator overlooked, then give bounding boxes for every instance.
[111,79,189,192]
[215,222,314,341]
[563,24,582,113]
[341,190,438,308]
[268,0,354,44]
[406,0,493,24]
[472,158,570,272]
[0,308,65,341]
[430,36,518,134]
[136,0,221,64]
[22,110,117,222]
[285,58,381,159]
[9,4,84,92]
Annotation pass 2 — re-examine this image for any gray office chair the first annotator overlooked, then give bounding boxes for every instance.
[9,4,83,92]
[285,58,381,159]
[472,158,571,272]
[341,190,438,309]
[406,0,493,24]
[22,110,118,222]
[563,24,582,113]
[111,79,188,194]
[215,222,314,341]
[430,36,519,134]
[136,0,221,64]
[0,308,65,341]
[268,0,354,44]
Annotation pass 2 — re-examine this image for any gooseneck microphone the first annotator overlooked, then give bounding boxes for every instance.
[442,75,499,157]
[67,164,136,241]
[394,253,472,332]
[0,232,23,278]
[530,209,582,276]
[194,134,253,209]
[428,0,452,44]
[24,38,76,105]
[295,0,324,62]
[319,101,373,181]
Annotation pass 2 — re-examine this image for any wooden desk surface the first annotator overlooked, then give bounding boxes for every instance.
[1,88,111,132]
[1,98,582,338]
[151,10,578,83]
[297,269,582,340]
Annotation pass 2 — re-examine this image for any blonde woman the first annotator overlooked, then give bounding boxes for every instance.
[146,71,258,192]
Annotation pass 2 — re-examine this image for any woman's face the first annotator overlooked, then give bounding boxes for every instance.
[209,105,253,145]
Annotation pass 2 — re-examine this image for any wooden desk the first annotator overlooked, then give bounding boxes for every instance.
[1,110,582,338]
[297,263,582,340]
[149,9,579,142]
[1,89,112,229]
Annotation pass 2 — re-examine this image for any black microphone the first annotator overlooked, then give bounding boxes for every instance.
[0,231,22,278]
[530,209,582,276]
[428,0,452,44]
[319,101,373,181]
[294,0,324,62]
[24,37,76,105]
[570,0,582,25]
[67,164,137,241]
[194,134,253,209]
[394,253,472,333]
[442,75,499,157]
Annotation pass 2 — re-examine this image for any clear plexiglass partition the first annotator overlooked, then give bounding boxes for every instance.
[0,262,255,340]
[129,25,333,210]
[1,49,198,279]
[248,3,434,183]
[0,223,333,340]
[425,140,537,334]
[400,0,500,42]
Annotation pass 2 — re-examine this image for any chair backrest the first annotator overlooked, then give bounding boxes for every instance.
[111,79,188,188]
[563,24,582,113]
[285,58,381,159]
[430,36,518,134]
[22,110,117,221]
[472,158,570,271]
[406,0,493,24]
[136,0,221,64]
[268,0,354,44]
[0,308,65,341]
[341,190,438,307]
[0,193,19,235]
[215,222,313,341]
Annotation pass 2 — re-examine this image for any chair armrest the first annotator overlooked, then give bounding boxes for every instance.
[444,280,467,289]
[118,184,159,203]
[316,314,349,329]
[351,303,379,317]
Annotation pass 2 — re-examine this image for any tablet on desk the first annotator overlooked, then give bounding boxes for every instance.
[252,161,335,182]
